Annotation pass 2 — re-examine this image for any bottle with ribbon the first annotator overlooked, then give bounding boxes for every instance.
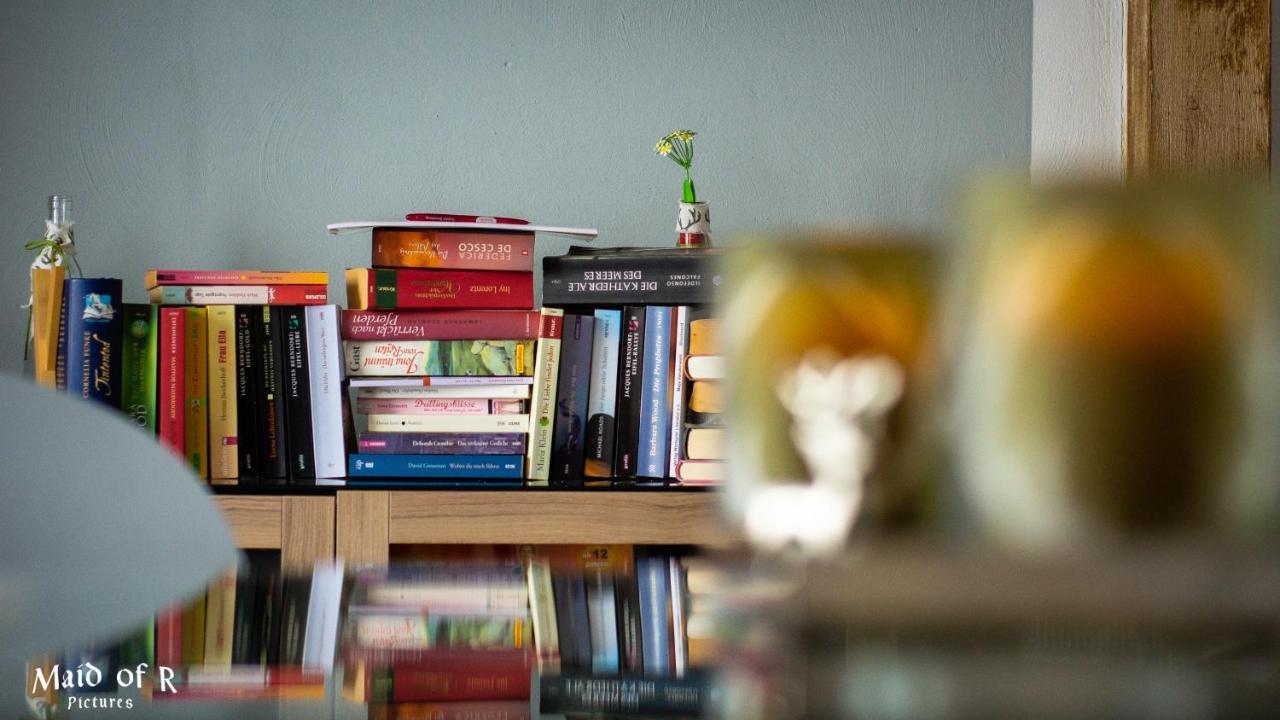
[24,195,80,388]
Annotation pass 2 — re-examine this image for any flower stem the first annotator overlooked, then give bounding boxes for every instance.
[683,170,697,204]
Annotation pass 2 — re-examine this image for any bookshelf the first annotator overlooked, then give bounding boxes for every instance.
[212,495,335,571]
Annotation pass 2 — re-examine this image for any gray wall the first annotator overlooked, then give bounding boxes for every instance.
[0,0,1031,373]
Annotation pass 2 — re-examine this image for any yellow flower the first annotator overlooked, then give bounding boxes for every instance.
[671,130,695,143]
[655,141,673,156]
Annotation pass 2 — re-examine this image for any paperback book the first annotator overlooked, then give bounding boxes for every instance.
[345,340,535,377]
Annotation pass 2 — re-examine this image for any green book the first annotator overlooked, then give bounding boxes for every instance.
[121,304,158,432]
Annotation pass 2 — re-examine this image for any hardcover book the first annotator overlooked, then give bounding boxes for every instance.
[346,652,533,703]
[348,454,525,480]
[612,306,647,478]
[667,306,692,474]
[120,303,158,432]
[357,432,526,455]
[586,572,620,674]
[207,305,239,482]
[542,246,721,305]
[345,340,535,377]
[203,568,237,667]
[183,306,209,479]
[149,284,328,305]
[638,306,673,480]
[283,306,316,481]
[255,307,289,481]
[305,305,347,479]
[355,384,530,400]
[636,551,671,676]
[180,593,206,666]
[234,307,260,481]
[346,268,534,310]
[584,308,621,478]
[525,308,565,484]
[157,308,185,459]
[63,277,124,409]
[341,309,541,341]
[552,572,592,672]
[355,397,513,415]
[371,227,535,272]
[549,314,595,485]
[365,414,530,434]
[539,673,708,716]
[145,269,328,288]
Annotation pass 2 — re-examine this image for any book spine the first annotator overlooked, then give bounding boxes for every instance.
[278,576,311,666]
[368,701,531,720]
[146,269,328,287]
[64,278,124,409]
[524,308,564,485]
[345,340,535,377]
[371,661,532,703]
[301,563,345,672]
[538,673,708,716]
[523,552,561,674]
[282,306,316,481]
[668,306,691,475]
[552,574,590,672]
[584,309,621,478]
[231,561,258,664]
[550,314,595,485]
[180,593,206,666]
[349,376,535,388]
[157,308,186,458]
[638,307,673,479]
[345,268,534,310]
[371,228,535,271]
[155,605,183,671]
[362,583,528,613]
[612,306,647,478]
[264,560,284,666]
[356,397,497,415]
[120,304,157,432]
[637,553,671,676]
[669,557,689,677]
[204,568,237,667]
[366,414,530,434]
[150,284,328,305]
[347,454,525,479]
[54,280,67,391]
[587,573,620,674]
[207,306,239,482]
[234,308,260,481]
[356,384,529,400]
[305,305,346,479]
[350,614,524,650]
[256,307,289,481]
[341,309,541,341]
[542,252,719,305]
[183,307,209,480]
[614,570,644,674]
[357,432,526,455]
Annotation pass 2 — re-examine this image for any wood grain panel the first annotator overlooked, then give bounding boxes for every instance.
[280,496,335,571]
[214,495,282,549]
[1125,0,1270,174]
[336,491,390,566]
[388,491,728,546]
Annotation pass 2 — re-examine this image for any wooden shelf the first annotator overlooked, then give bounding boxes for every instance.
[212,494,335,571]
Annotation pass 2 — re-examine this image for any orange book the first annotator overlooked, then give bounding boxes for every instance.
[145,269,328,289]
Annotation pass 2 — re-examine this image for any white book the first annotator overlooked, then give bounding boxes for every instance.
[669,557,688,677]
[366,414,530,434]
[685,355,726,380]
[348,376,534,388]
[326,220,598,238]
[668,306,691,474]
[587,576,620,674]
[525,308,564,484]
[305,305,346,479]
[301,562,345,673]
[355,384,530,400]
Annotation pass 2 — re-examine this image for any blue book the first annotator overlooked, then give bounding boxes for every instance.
[550,314,596,485]
[637,306,673,479]
[63,278,124,410]
[637,552,671,676]
[347,453,525,479]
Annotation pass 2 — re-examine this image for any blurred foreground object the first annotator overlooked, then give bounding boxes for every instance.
[722,235,938,555]
[953,178,1280,550]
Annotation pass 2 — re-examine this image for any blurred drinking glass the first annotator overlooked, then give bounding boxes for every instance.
[952,178,1280,550]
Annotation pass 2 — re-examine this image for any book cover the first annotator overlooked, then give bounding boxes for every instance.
[550,314,595,485]
[341,309,541,341]
[345,340,535,377]
[638,306,673,479]
[207,306,239,482]
[637,551,671,676]
[180,592,206,666]
[612,306,647,478]
[345,268,534,310]
[668,306,692,474]
[255,306,289,481]
[282,306,316,481]
[203,568,237,667]
[357,432,526,455]
[145,269,328,288]
[525,308,564,485]
[366,414,529,434]
[538,673,709,716]
[234,308,260,481]
[355,384,530,400]
[120,304,158,432]
[305,305,346,479]
[63,278,124,409]
[157,308,185,459]
[356,397,507,415]
[348,453,525,479]
[584,309,621,478]
[542,246,721,305]
[149,284,328,305]
[183,306,209,480]
[371,227,535,271]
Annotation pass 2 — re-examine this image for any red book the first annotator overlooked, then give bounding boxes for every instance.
[341,310,541,341]
[345,268,534,311]
[157,308,186,458]
[369,701,531,720]
[372,228,534,272]
[155,605,183,670]
[346,649,533,703]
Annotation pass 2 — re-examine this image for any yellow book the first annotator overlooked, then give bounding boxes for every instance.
[685,427,727,460]
[184,307,209,480]
[203,568,237,667]
[206,306,238,482]
[687,318,719,356]
[687,381,722,414]
[180,594,207,666]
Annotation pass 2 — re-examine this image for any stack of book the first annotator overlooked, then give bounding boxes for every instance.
[341,563,535,719]
[539,246,725,485]
[148,555,342,700]
[145,269,345,485]
[340,222,554,484]
[524,545,713,718]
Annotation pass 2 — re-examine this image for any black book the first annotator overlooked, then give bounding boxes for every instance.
[549,313,595,486]
[542,246,722,305]
[614,569,645,674]
[254,307,288,481]
[282,306,315,482]
[539,672,710,717]
[262,557,284,666]
[276,575,312,665]
[553,572,593,672]
[234,308,260,483]
[612,306,647,478]
[230,551,271,664]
